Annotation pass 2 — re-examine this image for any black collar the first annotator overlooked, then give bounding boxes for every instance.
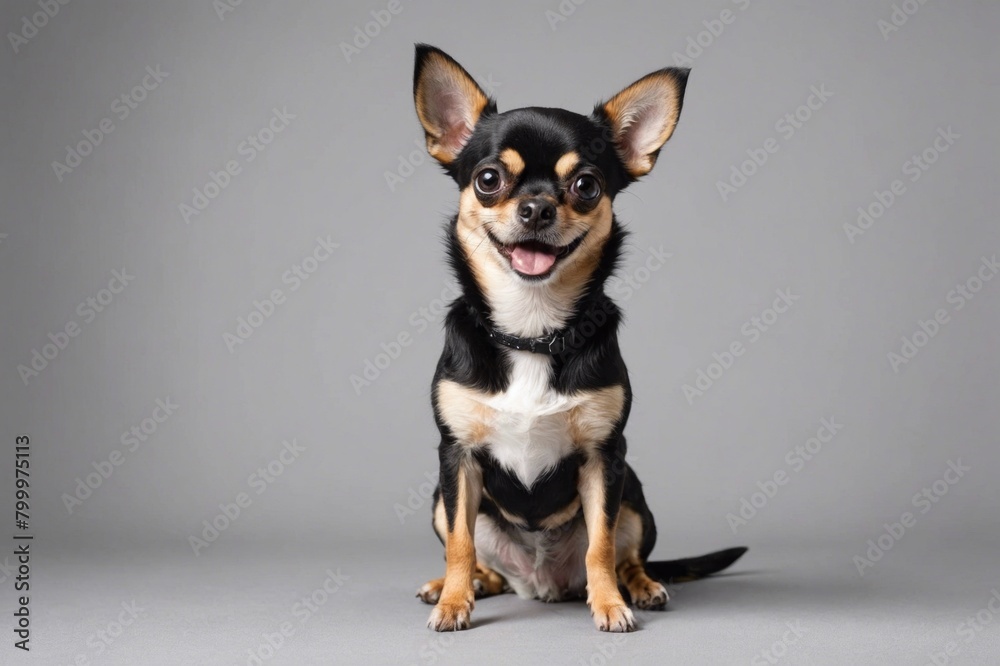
[464,300,584,357]
[486,326,569,355]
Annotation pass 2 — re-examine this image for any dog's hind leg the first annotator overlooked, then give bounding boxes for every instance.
[615,505,669,610]
[417,563,507,604]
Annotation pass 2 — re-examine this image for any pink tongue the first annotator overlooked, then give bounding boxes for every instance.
[510,245,557,276]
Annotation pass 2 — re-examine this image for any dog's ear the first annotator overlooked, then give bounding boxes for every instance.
[596,68,689,178]
[413,44,492,165]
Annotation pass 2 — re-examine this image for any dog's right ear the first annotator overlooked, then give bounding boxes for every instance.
[413,44,492,165]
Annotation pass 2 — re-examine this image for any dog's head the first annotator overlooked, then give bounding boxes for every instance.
[413,45,687,330]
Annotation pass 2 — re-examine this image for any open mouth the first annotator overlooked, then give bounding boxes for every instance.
[487,231,586,279]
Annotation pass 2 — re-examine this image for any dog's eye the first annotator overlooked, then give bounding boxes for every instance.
[571,174,602,201]
[475,168,502,195]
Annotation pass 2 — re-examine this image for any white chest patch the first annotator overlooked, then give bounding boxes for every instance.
[484,351,576,489]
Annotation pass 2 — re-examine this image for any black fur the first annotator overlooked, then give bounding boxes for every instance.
[415,44,745,620]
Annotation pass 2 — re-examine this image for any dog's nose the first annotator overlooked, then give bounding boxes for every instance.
[517,198,557,230]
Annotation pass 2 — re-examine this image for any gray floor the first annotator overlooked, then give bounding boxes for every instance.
[16,536,1000,665]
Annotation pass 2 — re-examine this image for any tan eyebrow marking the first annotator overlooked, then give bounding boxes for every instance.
[555,151,580,180]
[499,148,525,178]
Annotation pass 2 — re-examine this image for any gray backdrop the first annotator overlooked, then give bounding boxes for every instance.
[2,1,998,664]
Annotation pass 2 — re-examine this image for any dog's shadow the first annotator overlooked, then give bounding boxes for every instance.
[470,567,887,631]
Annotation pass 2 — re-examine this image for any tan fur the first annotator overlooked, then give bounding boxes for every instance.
[435,379,495,448]
[423,496,508,605]
[443,466,479,581]
[436,378,626,457]
[418,564,507,605]
[614,505,644,555]
[549,196,613,302]
[537,495,582,530]
[568,384,625,453]
[615,507,669,609]
[602,72,684,177]
[484,489,530,527]
[456,187,518,294]
[412,48,703,635]
[433,491,448,539]
[554,151,580,180]
[415,52,489,164]
[579,458,635,631]
[456,187,614,337]
[499,148,526,178]
[428,462,483,631]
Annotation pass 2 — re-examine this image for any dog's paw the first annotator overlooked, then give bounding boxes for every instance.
[420,571,505,605]
[591,601,636,632]
[416,579,444,605]
[631,581,669,610]
[427,598,473,631]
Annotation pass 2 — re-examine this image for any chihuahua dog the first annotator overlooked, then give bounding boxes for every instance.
[412,45,746,633]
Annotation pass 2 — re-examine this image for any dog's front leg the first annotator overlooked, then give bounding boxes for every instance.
[579,447,636,632]
[428,448,482,631]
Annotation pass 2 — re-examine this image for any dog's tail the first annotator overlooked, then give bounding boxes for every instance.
[644,547,748,583]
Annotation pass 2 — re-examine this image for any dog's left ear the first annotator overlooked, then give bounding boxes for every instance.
[596,68,689,178]
[413,44,493,165]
